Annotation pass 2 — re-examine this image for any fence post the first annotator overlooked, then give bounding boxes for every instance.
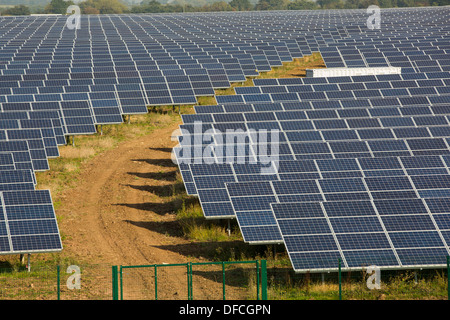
[256,260,260,300]
[120,266,123,301]
[187,262,192,300]
[261,259,267,300]
[155,265,158,301]
[57,265,60,301]
[187,263,190,300]
[191,262,193,300]
[112,266,119,300]
[222,261,226,300]
[338,258,342,300]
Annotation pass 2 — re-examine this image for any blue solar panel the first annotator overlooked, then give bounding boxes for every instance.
[2,7,450,269]
[0,189,62,254]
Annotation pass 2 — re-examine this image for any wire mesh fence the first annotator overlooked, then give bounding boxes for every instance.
[339,268,448,300]
[189,261,262,300]
[0,265,57,300]
[58,263,113,300]
[0,258,449,300]
[265,259,449,300]
[0,263,113,300]
[118,261,265,300]
[120,264,189,300]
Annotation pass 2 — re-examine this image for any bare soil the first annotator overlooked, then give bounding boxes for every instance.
[54,121,250,299]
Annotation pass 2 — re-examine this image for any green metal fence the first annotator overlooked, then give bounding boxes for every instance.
[0,263,113,300]
[1,258,450,300]
[265,258,450,300]
[116,260,268,300]
[336,258,449,300]
[0,265,57,300]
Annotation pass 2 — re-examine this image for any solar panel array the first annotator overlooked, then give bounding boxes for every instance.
[1,7,449,269]
[172,7,450,272]
[3,10,337,255]
[0,10,323,256]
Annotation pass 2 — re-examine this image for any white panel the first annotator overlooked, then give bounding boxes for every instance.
[306,67,402,78]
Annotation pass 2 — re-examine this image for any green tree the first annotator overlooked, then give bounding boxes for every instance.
[229,0,253,10]
[130,0,187,13]
[432,0,450,5]
[254,0,289,10]
[317,0,345,8]
[2,5,31,15]
[205,1,233,11]
[130,0,162,12]
[344,0,379,8]
[396,0,415,5]
[82,5,100,14]
[44,0,74,14]
[378,0,395,7]
[96,0,128,13]
[80,0,128,14]
[287,0,319,9]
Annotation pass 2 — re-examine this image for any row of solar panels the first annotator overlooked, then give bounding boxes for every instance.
[0,11,446,119]
[0,7,449,268]
[0,10,294,256]
[0,12,445,84]
[0,137,62,254]
[319,36,450,69]
[175,109,450,271]
[176,87,450,197]
[0,10,319,256]
[1,35,449,78]
[174,36,450,275]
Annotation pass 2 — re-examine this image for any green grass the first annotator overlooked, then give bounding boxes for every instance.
[34,111,181,201]
[196,52,325,106]
[256,52,325,78]
[264,268,449,300]
[175,200,242,243]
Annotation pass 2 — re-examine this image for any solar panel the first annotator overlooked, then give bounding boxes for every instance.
[1,7,450,270]
[185,154,450,221]
[175,39,450,272]
[4,129,50,171]
[59,100,97,136]
[272,197,450,271]
[0,189,63,254]
[19,119,63,154]
[226,166,450,244]
[88,89,123,125]
[0,170,35,192]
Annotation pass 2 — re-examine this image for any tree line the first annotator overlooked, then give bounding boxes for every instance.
[1,0,449,16]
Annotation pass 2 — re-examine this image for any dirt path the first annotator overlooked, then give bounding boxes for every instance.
[55,121,249,299]
[58,124,181,264]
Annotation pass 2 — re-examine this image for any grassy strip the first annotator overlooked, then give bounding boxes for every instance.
[35,112,180,201]
[266,269,448,300]
[197,52,325,105]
